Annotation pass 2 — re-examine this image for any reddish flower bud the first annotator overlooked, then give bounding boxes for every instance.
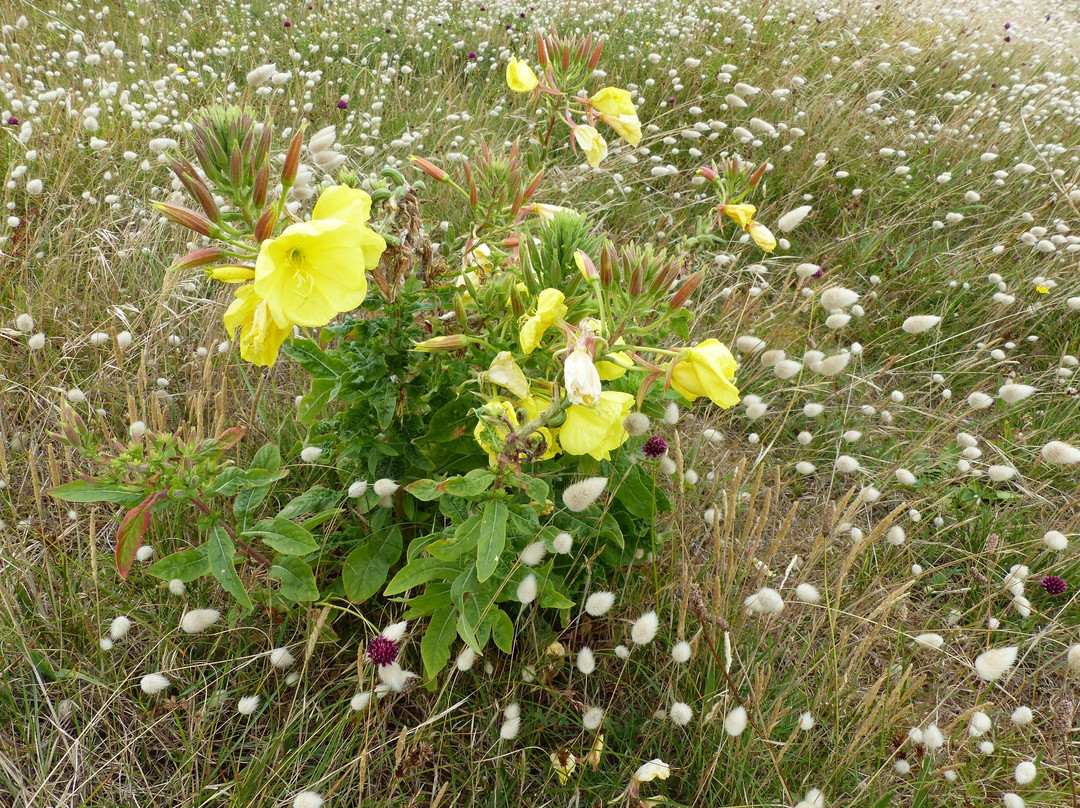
[170,247,228,271]
[153,202,216,238]
[281,125,305,186]
[536,32,548,66]
[252,163,269,207]
[409,155,449,182]
[669,270,703,309]
[748,161,768,188]
[697,164,719,181]
[254,205,278,242]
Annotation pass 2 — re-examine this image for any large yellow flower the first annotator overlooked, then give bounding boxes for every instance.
[223,284,293,367]
[520,288,567,354]
[254,185,386,328]
[506,56,539,93]
[596,342,633,381]
[668,339,740,408]
[521,395,560,460]
[487,351,530,399]
[589,87,642,146]
[560,391,634,460]
[573,125,608,168]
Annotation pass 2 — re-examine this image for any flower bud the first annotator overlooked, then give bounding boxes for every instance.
[228,148,243,187]
[254,205,278,242]
[170,247,228,271]
[409,155,449,182]
[523,170,544,202]
[697,164,719,181]
[153,202,216,238]
[669,270,703,309]
[254,119,272,169]
[587,39,603,70]
[629,263,643,296]
[281,126,305,186]
[208,265,257,283]
[748,161,768,188]
[574,250,598,281]
[536,32,548,66]
[454,293,468,324]
[252,163,269,207]
[599,242,615,286]
[413,334,469,352]
[462,159,478,207]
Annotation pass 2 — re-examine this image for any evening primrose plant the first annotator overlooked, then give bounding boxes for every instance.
[50,47,748,682]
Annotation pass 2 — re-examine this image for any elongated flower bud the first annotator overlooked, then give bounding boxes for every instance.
[282,126,305,186]
[669,271,703,309]
[698,164,719,181]
[588,39,604,70]
[454,293,468,324]
[229,148,243,187]
[462,159,478,207]
[410,155,449,182]
[169,247,226,271]
[254,120,272,169]
[413,334,469,352]
[208,265,257,282]
[629,263,643,296]
[175,165,221,222]
[748,161,768,188]
[536,32,547,66]
[254,205,278,242]
[252,163,269,207]
[599,243,615,286]
[523,170,544,202]
[510,185,525,219]
[153,202,216,238]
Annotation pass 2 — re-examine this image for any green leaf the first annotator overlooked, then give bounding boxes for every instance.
[420,608,457,679]
[51,480,147,507]
[147,547,209,582]
[384,556,462,596]
[243,517,319,555]
[206,525,253,610]
[539,572,575,610]
[427,515,482,561]
[298,376,340,424]
[233,484,271,530]
[278,486,343,519]
[487,607,514,654]
[205,467,244,496]
[401,582,453,619]
[251,443,281,472]
[28,650,58,682]
[301,508,342,532]
[268,556,320,602]
[404,479,442,502]
[371,382,397,431]
[476,500,508,583]
[343,527,403,603]
[282,337,347,380]
[237,468,290,487]
[456,610,482,653]
[420,396,473,444]
[438,469,496,498]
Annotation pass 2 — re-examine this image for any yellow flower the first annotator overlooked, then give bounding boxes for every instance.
[223,284,293,367]
[560,391,633,460]
[564,346,602,406]
[596,342,633,381]
[506,56,539,93]
[532,203,575,222]
[521,395,560,459]
[573,125,608,168]
[590,86,642,146]
[669,339,740,408]
[520,288,567,354]
[254,185,386,328]
[746,220,776,252]
[209,265,257,283]
[1036,285,1050,294]
[474,399,519,464]
[487,351,530,399]
[721,203,757,228]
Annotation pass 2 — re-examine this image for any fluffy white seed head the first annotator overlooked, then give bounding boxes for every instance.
[168,578,186,597]
[798,712,815,731]
[583,706,605,730]
[999,384,1036,403]
[348,480,368,498]
[373,478,399,497]
[553,532,573,554]
[744,587,784,616]
[293,791,323,808]
[1003,793,1026,808]
[140,673,170,695]
[967,392,994,409]
[795,583,820,603]
[913,633,944,651]
[895,468,917,485]
[630,611,659,645]
[300,446,323,463]
[820,287,859,310]
[1068,644,1080,675]
[237,695,261,715]
[1042,441,1080,464]
[520,541,547,566]
[516,574,538,605]
[969,711,992,736]
[1011,706,1033,726]
[922,723,944,751]
[455,646,477,671]
[623,412,650,436]
[109,616,132,641]
[777,205,812,232]
[180,609,221,634]
[1044,530,1068,551]
[724,705,748,736]
[1015,761,1036,785]
[975,646,1018,681]
[350,691,372,712]
[585,591,616,616]
[901,315,942,334]
[562,477,608,512]
[669,702,693,727]
[577,646,596,675]
[246,63,277,86]
[269,647,295,669]
[672,641,692,663]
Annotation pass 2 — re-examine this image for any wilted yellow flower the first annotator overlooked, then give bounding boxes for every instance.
[550,750,576,785]
[254,185,386,327]
[487,351,530,399]
[474,399,519,464]
[669,339,740,408]
[564,347,602,406]
[589,86,642,146]
[521,395,560,460]
[573,125,608,168]
[506,56,539,93]
[720,203,756,228]
[520,288,567,354]
[586,733,604,768]
[223,284,293,367]
[560,391,634,460]
[746,220,776,252]
[632,759,671,784]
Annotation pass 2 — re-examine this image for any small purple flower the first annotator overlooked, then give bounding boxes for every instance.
[283,19,292,28]
[366,634,400,666]
[1040,576,1067,596]
[668,97,676,105]
[337,98,348,110]
[467,51,477,60]
[812,267,824,279]
[5,116,19,126]
[642,436,668,459]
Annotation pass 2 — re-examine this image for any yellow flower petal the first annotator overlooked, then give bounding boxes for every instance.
[746,220,776,252]
[573,125,608,168]
[223,285,293,367]
[488,351,531,399]
[506,56,539,93]
[311,184,373,228]
[669,339,740,408]
[721,203,756,228]
[519,288,567,354]
[560,391,633,460]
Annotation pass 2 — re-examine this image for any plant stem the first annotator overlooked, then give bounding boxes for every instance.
[191,497,272,568]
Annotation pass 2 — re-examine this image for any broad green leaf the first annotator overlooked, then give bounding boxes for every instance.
[438,469,496,498]
[233,483,270,530]
[456,610,482,653]
[427,516,482,561]
[343,527,403,603]
[206,525,253,610]
[278,486,343,519]
[420,396,473,444]
[237,468,290,487]
[420,608,457,680]
[401,582,452,619]
[488,608,514,654]
[298,377,340,424]
[384,557,461,596]
[301,508,342,532]
[281,337,347,380]
[251,443,281,472]
[243,517,319,555]
[147,547,209,582]
[268,556,320,602]
[51,480,146,507]
[404,479,442,502]
[205,467,244,496]
[539,572,575,610]
[476,501,508,583]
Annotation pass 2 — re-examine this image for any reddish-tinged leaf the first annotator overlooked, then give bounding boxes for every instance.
[215,426,246,452]
[116,492,165,579]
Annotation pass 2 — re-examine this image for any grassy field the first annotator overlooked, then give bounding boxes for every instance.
[3,0,1080,805]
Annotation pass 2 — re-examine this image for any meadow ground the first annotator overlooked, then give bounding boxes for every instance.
[3,0,1080,805]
